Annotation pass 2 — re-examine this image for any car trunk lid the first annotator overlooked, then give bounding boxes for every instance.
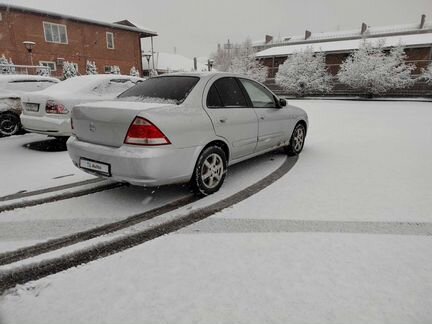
[72,100,174,148]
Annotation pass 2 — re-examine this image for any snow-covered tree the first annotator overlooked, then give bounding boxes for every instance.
[421,63,432,84]
[111,65,121,75]
[211,39,268,82]
[36,64,50,76]
[338,41,416,96]
[63,61,78,79]
[86,60,98,75]
[130,66,140,77]
[0,54,15,74]
[275,47,332,96]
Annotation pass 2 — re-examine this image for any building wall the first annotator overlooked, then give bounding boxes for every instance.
[0,9,143,77]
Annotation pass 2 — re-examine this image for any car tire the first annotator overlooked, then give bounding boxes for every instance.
[191,146,227,196]
[285,123,306,156]
[0,112,21,137]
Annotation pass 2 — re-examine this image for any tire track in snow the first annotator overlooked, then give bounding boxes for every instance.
[0,156,298,293]
[0,181,124,213]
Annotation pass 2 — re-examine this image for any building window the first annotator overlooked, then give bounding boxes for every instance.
[43,22,68,44]
[106,32,115,49]
[104,65,112,73]
[39,61,57,72]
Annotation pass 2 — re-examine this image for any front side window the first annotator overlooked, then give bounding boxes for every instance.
[210,77,247,108]
[106,32,115,49]
[239,79,276,108]
[43,22,68,44]
[118,76,199,104]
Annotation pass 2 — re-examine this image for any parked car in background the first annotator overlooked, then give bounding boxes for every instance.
[67,73,308,196]
[21,74,143,139]
[0,75,59,136]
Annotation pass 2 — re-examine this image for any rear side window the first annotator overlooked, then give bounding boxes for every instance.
[118,76,199,104]
[209,77,247,108]
[206,85,223,108]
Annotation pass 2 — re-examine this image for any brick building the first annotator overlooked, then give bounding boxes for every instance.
[253,17,432,95]
[0,3,157,77]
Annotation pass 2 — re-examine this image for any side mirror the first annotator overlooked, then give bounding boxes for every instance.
[279,98,287,107]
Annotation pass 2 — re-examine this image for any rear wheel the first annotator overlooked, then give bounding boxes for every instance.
[0,112,21,137]
[191,146,227,196]
[285,123,306,156]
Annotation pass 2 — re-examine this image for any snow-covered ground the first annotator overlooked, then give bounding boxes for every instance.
[1,100,432,323]
[0,134,94,197]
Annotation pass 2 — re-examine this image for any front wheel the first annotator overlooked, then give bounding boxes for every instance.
[0,112,21,137]
[191,146,227,196]
[285,123,306,156]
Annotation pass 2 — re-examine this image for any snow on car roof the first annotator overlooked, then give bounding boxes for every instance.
[36,74,141,94]
[256,32,432,57]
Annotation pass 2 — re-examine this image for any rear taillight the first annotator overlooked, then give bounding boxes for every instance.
[124,117,171,146]
[46,100,69,114]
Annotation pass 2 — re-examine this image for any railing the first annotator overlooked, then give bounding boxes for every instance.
[0,64,51,76]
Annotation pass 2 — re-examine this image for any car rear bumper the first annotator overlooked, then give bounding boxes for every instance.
[21,114,71,136]
[67,136,201,186]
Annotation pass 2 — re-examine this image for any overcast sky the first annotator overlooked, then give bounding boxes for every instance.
[3,0,432,58]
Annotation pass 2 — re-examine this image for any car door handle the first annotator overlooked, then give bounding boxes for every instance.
[219,117,227,123]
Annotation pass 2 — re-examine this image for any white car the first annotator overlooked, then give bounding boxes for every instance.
[0,75,59,136]
[68,73,308,196]
[21,75,143,138]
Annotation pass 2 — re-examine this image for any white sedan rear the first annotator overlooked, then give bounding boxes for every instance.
[21,74,142,138]
[67,73,308,196]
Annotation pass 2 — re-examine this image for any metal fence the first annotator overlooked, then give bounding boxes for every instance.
[0,64,51,76]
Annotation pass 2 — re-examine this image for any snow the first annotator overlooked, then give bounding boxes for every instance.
[1,234,431,324]
[1,100,431,323]
[256,32,432,57]
[0,134,94,197]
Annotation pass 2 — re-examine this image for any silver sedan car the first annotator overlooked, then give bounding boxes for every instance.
[67,72,308,196]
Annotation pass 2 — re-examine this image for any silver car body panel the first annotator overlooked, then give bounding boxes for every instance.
[67,72,308,186]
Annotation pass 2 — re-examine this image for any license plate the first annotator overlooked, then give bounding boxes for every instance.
[79,158,111,176]
[24,103,40,112]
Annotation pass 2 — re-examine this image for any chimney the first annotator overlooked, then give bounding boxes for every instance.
[361,22,368,34]
[265,35,273,44]
[305,30,312,40]
[420,14,426,29]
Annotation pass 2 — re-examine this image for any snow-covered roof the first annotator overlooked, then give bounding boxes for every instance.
[142,52,208,72]
[253,21,432,48]
[0,3,157,36]
[256,32,432,57]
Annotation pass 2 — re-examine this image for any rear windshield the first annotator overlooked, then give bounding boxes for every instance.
[118,76,199,104]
